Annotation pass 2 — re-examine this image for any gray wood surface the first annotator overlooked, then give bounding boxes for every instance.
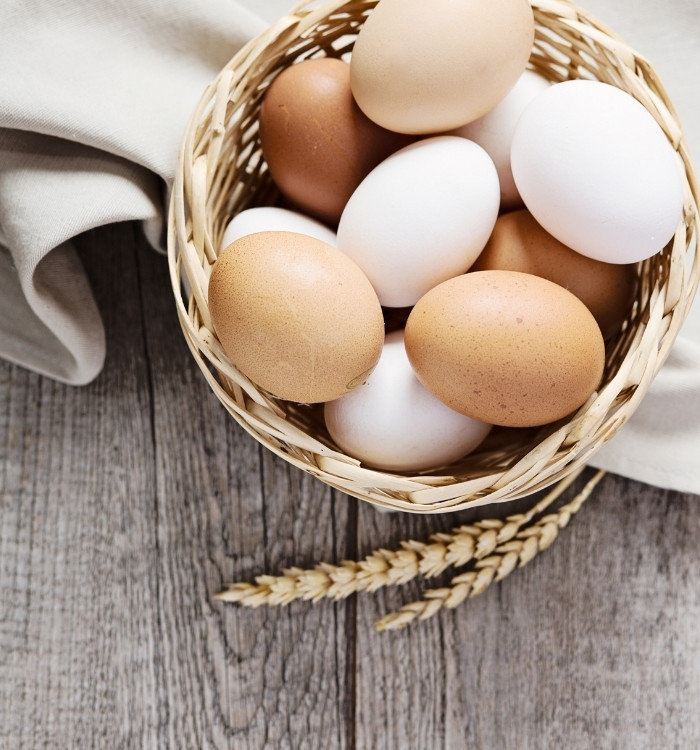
[2,223,699,749]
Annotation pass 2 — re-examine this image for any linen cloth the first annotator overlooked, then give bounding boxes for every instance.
[0,0,699,493]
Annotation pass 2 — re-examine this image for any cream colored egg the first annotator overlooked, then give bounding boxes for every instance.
[349,0,535,134]
[208,231,385,403]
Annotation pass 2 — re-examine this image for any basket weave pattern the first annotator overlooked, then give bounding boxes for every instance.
[168,0,699,513]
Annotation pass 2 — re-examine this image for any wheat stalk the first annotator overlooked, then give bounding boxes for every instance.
[215,466,598,615]
[375,468,605,631]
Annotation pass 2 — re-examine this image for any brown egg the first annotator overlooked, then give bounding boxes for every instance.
[349,0,535,134]
[208,231,385,403]
[471,209,637,339]
[258,57,413,226]
[404,271,605,427]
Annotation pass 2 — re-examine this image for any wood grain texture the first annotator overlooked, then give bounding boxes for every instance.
[1,222,700,749]
[355,474,700,750]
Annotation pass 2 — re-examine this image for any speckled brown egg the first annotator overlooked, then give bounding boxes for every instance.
[208,231,385,403]
[404,270,606,427]
[258,57,413,226]
[471,209,637,339]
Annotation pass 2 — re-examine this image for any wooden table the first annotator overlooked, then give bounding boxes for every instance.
[2,223,699,748]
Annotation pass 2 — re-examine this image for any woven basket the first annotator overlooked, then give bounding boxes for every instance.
[167,0,699,514]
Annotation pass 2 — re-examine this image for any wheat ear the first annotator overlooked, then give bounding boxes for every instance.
[215,466,598,610]
[375,469,605,631]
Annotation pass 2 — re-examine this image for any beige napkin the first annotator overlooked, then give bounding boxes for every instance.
[0,0,267,383]
[1,0,699,493]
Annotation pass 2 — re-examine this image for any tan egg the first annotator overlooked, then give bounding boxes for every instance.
[259,57,413,226]
[471,210,637,339]
[404,271,605,427]
[208,231,385,403]
[349,0,535,134]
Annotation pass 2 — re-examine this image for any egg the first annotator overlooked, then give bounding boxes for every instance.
[258,57,413,225]
[447,69,551,209]
[208,231,384,403]
[221,206,337,249]
[337,136,500,307]
[404,271,606,427]
[471,209,637,339]
[511,80,684,264]
[349,0,535,134]
[324,331,492,471]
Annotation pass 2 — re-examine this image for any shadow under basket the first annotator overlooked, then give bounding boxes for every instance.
[167,0,700,514]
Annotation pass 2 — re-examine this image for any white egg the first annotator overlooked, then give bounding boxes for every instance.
[511,80,684,264]
[221,206,337,250]
[448,69,551,209]
[324,330,492,472]
[336,136,500,307]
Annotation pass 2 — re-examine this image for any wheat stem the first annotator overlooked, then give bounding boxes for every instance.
[375,469,606,631]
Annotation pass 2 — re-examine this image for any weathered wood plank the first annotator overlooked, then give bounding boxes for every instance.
[1,225,161,749]
[353,472,700,750]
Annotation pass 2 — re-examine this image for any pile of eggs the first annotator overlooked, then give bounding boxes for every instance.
[208,0,684,473]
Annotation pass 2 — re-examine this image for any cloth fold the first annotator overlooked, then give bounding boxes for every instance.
[0,0,266,383]
[1,0,699,493]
